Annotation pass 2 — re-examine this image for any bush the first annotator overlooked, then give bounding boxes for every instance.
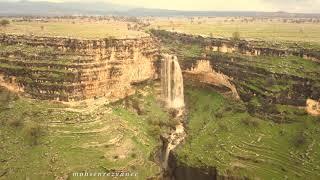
[218,122,229,132]
[7,118,23,128]
[130,153,137,158]
[293,132,307,148]
[167,118,180,129]
[232,31,240,41]
[24,122,43,146]
[148,125,161,138]
[147,117,161,126]
[241,118,260,128]
[0,19,10,27]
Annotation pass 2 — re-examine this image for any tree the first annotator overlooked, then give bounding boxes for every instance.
[232,31,240,41]
[127,23,131,30]
[0,19,10,27]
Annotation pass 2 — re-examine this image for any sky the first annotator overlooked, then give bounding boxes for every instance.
[3,0,320,13]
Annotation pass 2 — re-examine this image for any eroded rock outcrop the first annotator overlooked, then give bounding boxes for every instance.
[306,99,320,116]
[0,34,159,101]
[184,60,240,99]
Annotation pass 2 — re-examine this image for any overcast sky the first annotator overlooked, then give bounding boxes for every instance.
[4,0,320,13]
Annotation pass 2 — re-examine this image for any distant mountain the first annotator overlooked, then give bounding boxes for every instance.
[0,0,133,16]
[124,8,264,17]
[0,0,319,17]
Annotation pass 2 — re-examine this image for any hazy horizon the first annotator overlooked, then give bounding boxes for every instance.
[1,0,320,13]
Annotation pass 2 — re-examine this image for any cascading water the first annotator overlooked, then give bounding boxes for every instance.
[161,54,185,109]
[160,54,186,172]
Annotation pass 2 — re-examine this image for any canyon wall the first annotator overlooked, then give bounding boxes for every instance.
[168,152,246,180]
[206,40,320,63]
[151,30,320,62]
[184,60,240,99]
[0,34,159,101]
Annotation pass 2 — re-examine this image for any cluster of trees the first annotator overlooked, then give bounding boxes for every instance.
[127,21,150,31]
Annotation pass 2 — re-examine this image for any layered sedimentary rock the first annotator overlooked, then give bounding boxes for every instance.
[153,30,320,108]
[0,34,159,101]
[184,60,240,99]
[161,54,184,109]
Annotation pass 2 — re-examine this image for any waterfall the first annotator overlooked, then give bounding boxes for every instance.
[158,55,186,176]
[161,54,185,109]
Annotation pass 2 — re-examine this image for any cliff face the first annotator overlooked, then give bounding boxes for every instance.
[183,60,240,99]
[151,30,320,63]
[0,34,159,101]
[168,151,218,180]
[152,30,320,110]
[168,151,247,180]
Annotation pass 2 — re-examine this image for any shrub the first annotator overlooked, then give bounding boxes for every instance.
[24,122,43,146]
[147,117,160,126]
[7,118,23,128]
[148,125,161,138]
[232,31,240,41]
[130,153,137,158]
[241,118,260,128]
[167,118,180,129]
[293,132,307,148]
[215,108,224,118]
[218,122,229,132]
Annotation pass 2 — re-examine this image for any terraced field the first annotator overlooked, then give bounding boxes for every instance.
[0,84,171,179]
[174,86,320,179]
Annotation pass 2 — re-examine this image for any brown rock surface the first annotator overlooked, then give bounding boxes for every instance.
[0,34,159,101]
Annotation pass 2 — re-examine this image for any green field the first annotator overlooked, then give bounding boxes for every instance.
[0,20,147,39]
